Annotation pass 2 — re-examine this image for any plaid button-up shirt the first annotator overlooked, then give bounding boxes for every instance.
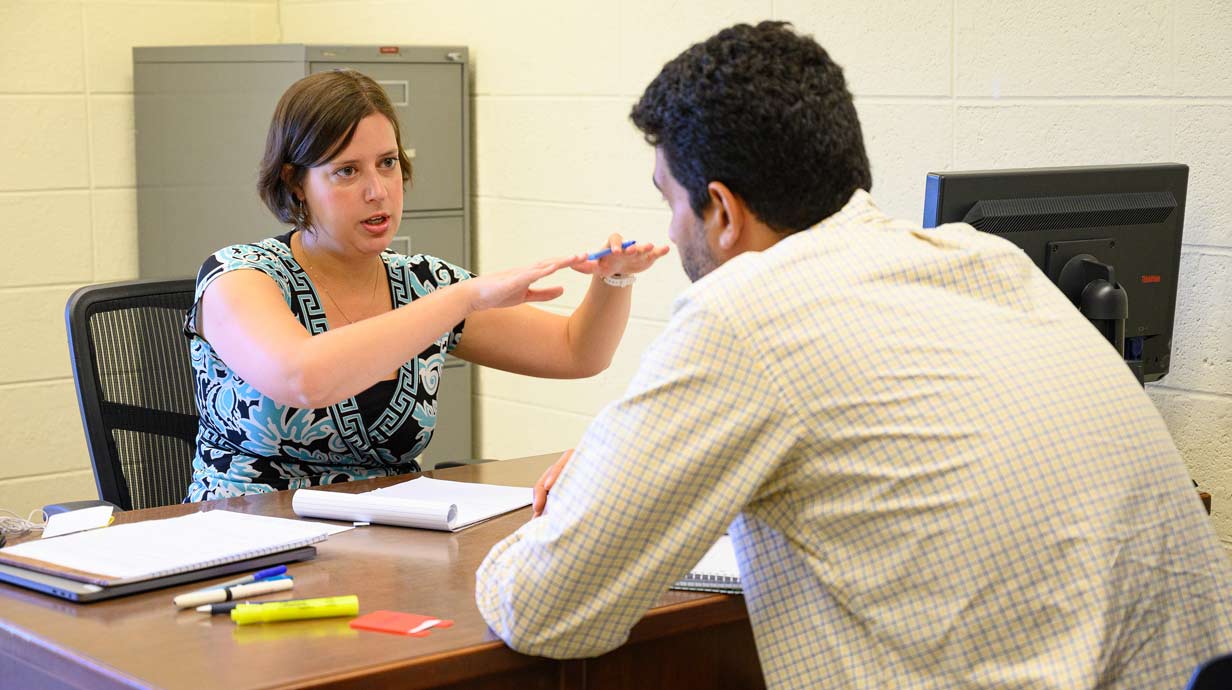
[477,190,1232,689]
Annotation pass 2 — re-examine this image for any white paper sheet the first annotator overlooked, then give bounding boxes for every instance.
[293,477,532,532]
[673,536,742,594]
[2,510,333,583]
[688,536,739,579]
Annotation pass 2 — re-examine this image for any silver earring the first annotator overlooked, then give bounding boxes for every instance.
[292,197,308,230]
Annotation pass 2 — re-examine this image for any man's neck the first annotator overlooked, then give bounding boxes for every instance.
[739,219,792,254]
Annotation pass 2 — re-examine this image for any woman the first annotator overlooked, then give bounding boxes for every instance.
[184,70,667,501]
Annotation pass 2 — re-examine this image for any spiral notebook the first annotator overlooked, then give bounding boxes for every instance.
[0,510,335,588]
[673,535,742,594]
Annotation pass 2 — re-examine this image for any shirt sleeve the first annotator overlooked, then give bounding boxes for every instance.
[184,243,292,340]
[474,294,798,658]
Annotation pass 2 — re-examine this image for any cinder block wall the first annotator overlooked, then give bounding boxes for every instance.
[0,0,278,513]
[1,2,1228,551]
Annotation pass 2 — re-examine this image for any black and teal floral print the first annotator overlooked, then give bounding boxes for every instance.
[182,232,471,501]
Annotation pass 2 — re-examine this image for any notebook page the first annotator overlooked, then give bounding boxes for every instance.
[368,477,532,529]
[0,510,332,583]
[688,536,739,580]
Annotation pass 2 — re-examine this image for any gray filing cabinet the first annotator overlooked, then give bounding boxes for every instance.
[133,44,473,465]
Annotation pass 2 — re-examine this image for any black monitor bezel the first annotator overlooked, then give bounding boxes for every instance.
[922,163,1188,382]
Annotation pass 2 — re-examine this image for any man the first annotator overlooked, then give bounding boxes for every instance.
[475,21,1232,689]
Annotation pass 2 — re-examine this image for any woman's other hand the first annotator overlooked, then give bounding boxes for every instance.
[465,254,587,312]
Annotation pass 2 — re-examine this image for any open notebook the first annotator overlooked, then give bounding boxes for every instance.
[292,476,532,531]
[0,510,336,599]
[673,535,742,594]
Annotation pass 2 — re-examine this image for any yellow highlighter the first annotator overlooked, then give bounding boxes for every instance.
[230,595,359,625]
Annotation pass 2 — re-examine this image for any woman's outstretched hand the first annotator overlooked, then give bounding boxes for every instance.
[465,254,588,312]
[573,233,671,279]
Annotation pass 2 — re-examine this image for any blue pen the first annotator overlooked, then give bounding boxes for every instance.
[195,565,288,593]
[587,240,637,261]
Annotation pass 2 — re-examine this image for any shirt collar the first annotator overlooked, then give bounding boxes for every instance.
[812,188,885,232]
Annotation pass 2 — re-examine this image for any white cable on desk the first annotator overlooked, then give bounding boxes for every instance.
[0,508,46,539]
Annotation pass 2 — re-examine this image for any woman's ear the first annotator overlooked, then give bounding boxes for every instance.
[281,164,302,199]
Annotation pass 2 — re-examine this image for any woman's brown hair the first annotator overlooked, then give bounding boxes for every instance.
[257,70,413,229]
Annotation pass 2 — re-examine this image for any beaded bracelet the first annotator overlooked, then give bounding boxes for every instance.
[602,274,636,288]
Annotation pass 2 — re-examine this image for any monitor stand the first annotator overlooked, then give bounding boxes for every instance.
[1055,253,1140,385]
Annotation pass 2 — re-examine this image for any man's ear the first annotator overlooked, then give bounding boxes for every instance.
[705,181,745,251]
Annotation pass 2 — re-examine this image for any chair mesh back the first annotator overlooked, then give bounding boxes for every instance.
[86,291,197,509]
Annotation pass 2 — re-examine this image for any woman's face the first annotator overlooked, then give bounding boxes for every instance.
[299,113,404,255]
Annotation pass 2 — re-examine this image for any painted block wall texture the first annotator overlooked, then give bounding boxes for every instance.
[1,3,1228,552]
[0,0,278,514]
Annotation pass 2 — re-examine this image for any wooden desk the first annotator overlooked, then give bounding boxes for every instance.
[0,455,764,689]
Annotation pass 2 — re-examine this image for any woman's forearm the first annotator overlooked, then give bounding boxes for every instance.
[281,283,475,408]
[275,253,589,406]
[562,274,633,376]
[450,275,632,379]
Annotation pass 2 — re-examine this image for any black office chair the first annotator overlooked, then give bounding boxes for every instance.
[63,278,491,512]
[1187,652,1232,690]
[65,279,199,511]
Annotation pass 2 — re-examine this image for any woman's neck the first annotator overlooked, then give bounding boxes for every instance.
[294,229,383,292]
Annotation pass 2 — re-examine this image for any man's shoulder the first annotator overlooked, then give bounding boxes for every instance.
[666,239,811,337]
[672,251,769,315]
[679,216,861,301]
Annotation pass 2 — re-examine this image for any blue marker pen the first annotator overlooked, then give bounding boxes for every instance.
[587,240,637,261]
[196,565,287,593]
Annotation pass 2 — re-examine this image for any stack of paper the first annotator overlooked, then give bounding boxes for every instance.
[0,510,334,586]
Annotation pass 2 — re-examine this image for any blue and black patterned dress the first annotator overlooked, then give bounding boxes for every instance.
[182,231,472,502]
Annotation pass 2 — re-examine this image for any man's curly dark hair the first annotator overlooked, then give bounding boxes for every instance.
[630,21,872,233]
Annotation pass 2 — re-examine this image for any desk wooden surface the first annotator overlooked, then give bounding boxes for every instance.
[0,455,764,690]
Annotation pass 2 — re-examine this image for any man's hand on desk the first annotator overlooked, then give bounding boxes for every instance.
[532,449,573,518]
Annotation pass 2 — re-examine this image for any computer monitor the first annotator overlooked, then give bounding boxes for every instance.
[922,164,1187,383]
